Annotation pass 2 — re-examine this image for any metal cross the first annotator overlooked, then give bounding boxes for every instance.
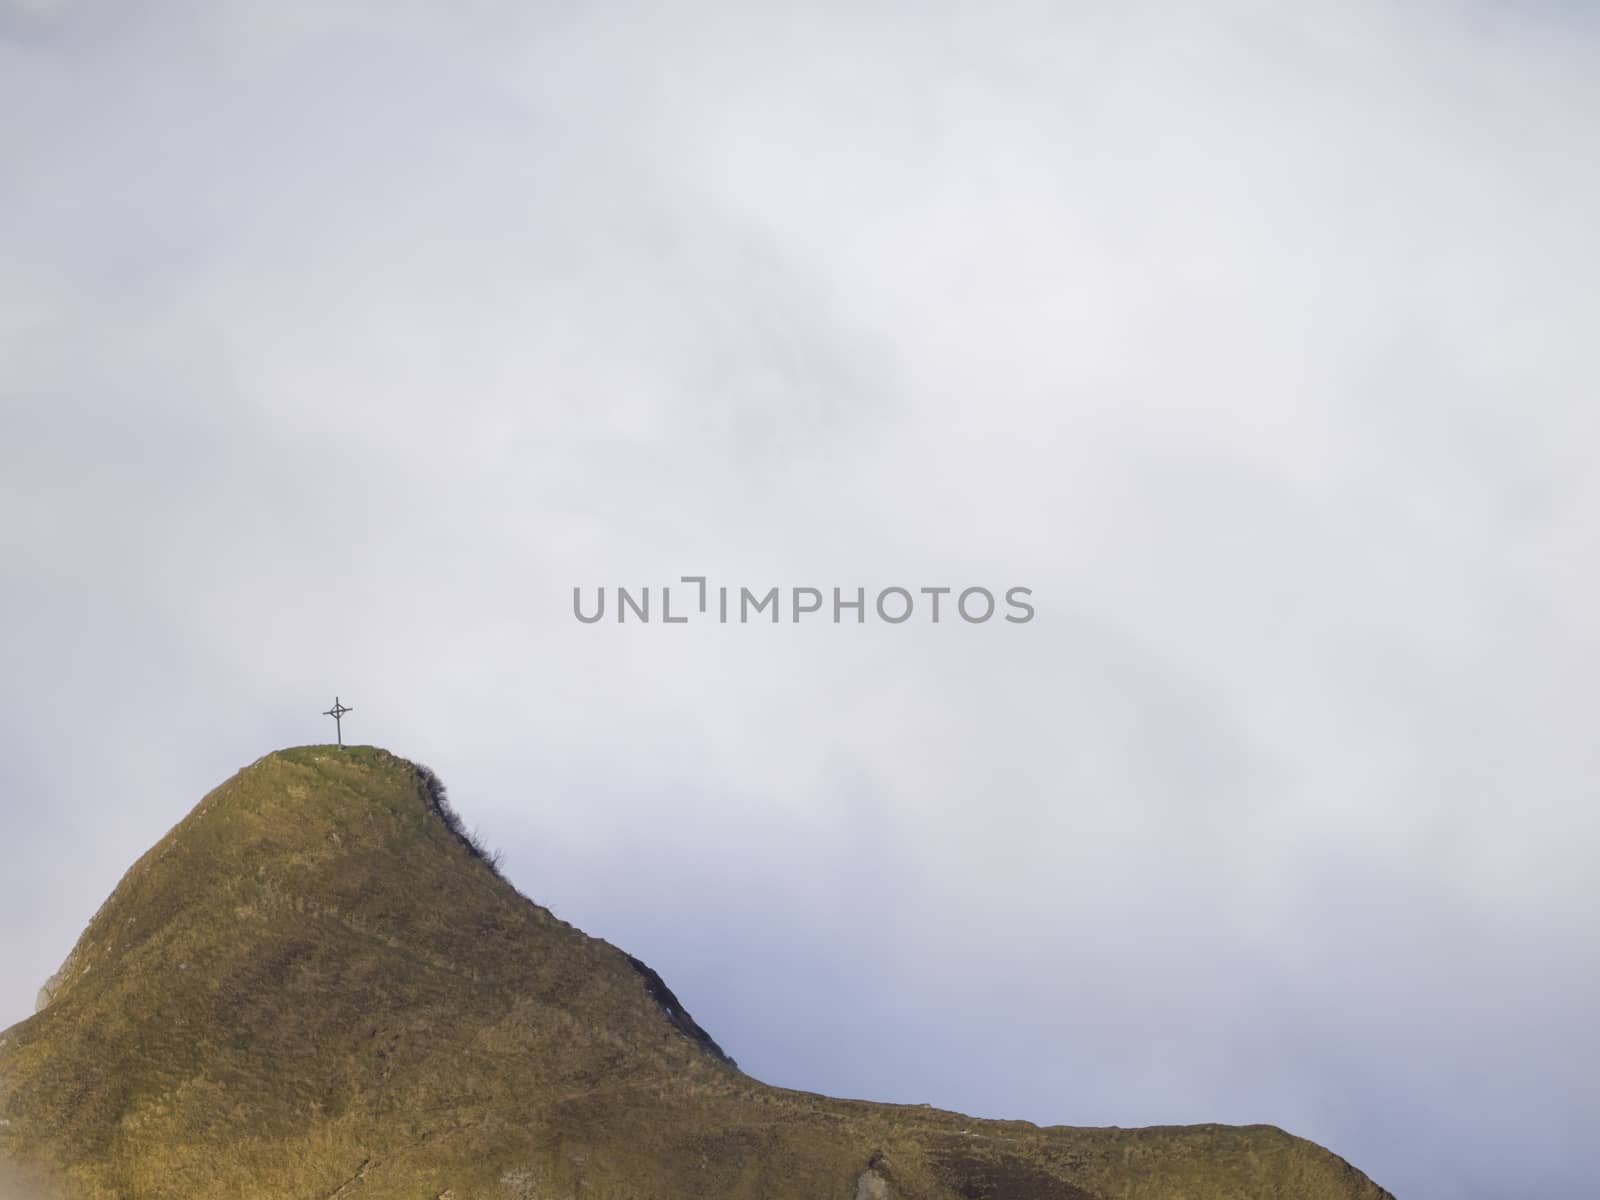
[323,696,353,747]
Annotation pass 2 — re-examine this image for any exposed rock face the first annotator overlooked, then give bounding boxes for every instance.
[32,979,57,1015]
[0,746,1398,1200]
[856,1165,892,1200]
[33,951,77,1014]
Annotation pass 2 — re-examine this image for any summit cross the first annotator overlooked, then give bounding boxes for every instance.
[323,696,353,747]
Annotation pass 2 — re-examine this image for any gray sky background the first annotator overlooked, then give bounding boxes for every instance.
[2,3,1597,1198]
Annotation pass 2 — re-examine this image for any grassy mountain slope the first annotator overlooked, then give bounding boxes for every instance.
[0,748,1395,1199]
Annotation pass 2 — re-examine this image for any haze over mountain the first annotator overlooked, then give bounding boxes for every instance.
[0,747,1394,1199]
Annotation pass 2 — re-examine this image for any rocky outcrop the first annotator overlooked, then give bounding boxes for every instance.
[33,950,78,1014]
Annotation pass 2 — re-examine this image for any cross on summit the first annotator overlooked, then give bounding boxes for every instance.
[323,696,353,747]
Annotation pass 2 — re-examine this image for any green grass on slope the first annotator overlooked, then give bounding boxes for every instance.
[0,748,1395,1200]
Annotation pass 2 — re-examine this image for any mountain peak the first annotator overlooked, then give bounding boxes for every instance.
[0,750,1393,1199]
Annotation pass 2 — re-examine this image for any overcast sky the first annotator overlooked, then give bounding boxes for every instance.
[3,3,1597,1198]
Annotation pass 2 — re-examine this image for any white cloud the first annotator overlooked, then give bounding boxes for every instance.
[2,5,1596,1198]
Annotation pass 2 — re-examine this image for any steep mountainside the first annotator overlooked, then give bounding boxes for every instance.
[0,747,1395,1199]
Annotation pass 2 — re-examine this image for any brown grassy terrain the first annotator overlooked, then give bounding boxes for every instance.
[0,747,1396,1199]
